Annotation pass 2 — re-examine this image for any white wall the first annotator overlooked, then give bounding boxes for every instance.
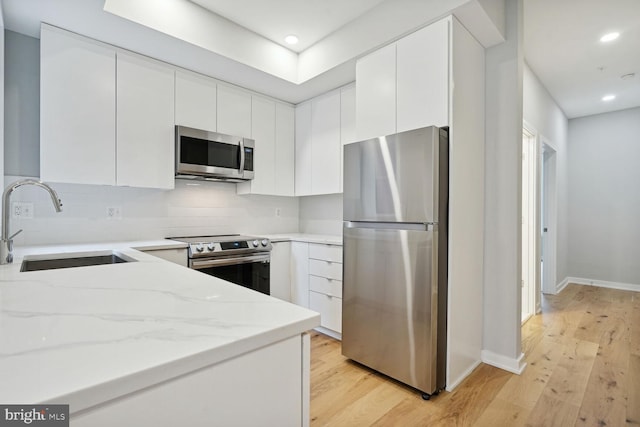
[298,194,342,236]
[482,0,524,373]
[523,63,569,287]
[6,175,299,246]
[567,107,640,288]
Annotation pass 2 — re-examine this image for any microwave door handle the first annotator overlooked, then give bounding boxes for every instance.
[239,138,245,175]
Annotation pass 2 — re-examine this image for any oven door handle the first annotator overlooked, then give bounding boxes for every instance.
[191,254,270,269]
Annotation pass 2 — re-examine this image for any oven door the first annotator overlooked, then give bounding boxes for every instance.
[190,253,270,295]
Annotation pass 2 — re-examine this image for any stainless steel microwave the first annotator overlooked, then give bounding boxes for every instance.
[175,126,255,182]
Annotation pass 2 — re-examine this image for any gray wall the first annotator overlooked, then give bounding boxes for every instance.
[482,0,523,367]
[567,107,640,287]
[4,30,39,176]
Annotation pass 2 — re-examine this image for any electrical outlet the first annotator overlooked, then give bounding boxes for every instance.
[275,207,282,217]
[106,206,122,220]
[12,202,34,219]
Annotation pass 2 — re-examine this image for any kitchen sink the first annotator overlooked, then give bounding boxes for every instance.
[20,250,137,272]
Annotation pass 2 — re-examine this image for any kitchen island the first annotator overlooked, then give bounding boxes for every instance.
[0,241,320,426]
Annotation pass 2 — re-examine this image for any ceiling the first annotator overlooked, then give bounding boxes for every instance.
[524,0,640,118]
[188,0,387,52]
[1,0,639,118]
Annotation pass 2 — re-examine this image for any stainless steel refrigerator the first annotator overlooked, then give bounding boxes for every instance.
[342,126,448,399]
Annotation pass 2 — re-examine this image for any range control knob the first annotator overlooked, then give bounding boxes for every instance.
[195,244,204,252]
[207,243,215,251]
[261,239,269,247]
[252,240,259,248]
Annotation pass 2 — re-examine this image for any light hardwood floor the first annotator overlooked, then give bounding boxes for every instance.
[310,284,640,426]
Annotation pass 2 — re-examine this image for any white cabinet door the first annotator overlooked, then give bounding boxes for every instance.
[274,103,295,197]
[311,90,341,195]
[397,18,450,131]
[116,52,175,189]
[217,84,251,138]
[249,95,276,194]
[340,84,356,193]
[290,242,309,308]
[340,84,357,145]
[175,70,217,132]
[355,43,396,141]
[309,291,342,333]
[40,25,116,186]
[270,242,292,302]
[295,102,313,196]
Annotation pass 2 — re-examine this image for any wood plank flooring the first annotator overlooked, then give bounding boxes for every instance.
[310,284,640,426]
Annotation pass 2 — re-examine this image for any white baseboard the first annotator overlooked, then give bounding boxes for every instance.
[560,276,640,293]
[314,326,341,341]
[481,350,526,375]
[445,359,482,392]
[555,277,570,294]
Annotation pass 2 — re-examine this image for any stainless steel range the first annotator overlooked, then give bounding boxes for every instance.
[170,235,271,295]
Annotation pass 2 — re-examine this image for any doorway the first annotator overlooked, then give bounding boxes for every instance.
[540,140,558,296]
[521,127,538,323]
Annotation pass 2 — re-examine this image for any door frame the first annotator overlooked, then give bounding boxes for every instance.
[521,123,538,322]
[540,136,558,297]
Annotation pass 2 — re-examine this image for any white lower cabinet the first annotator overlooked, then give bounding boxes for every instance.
[139,248,188,267]
[306,243,343,338]
[291,242,310,308]
[270,241,292,301]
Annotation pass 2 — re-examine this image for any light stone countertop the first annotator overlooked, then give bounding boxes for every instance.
[0,240,320,413]
[258,233,342,245]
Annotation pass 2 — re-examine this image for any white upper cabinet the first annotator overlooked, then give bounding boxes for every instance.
[274,103,295,196]
[295,87,347,196]
[249,95,276,194]
[295,102,313,196]
[237,99,295,196]
[175,70,217,132]
[217,84,252,138]
[310,90,341,195]
[116,52,175,189]
[340,84,356,193]
[40,25,116,186]
[356,17,451,140]
[397,18,450,131]
[355,43,396,141]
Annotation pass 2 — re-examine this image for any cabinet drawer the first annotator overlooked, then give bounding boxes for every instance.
[309,259,342,281]
[308,243,342,263]
[309,275,342,298]
[309,291,342,333]
[309,243,342,262]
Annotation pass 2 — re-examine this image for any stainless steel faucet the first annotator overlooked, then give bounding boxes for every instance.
[1,179,63,264]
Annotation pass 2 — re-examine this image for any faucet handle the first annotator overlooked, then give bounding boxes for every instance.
[9,229,23,240]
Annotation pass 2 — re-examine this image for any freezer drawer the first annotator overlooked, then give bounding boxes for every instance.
[342,224,440,394]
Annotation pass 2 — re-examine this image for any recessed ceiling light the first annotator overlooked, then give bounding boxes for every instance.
[284,35,299,45]
[600,32,620,42]
[602,94,616,102]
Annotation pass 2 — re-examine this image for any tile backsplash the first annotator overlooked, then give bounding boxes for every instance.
[5,176,299,246]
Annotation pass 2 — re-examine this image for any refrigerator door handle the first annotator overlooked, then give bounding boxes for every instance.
[344,221,437,231]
